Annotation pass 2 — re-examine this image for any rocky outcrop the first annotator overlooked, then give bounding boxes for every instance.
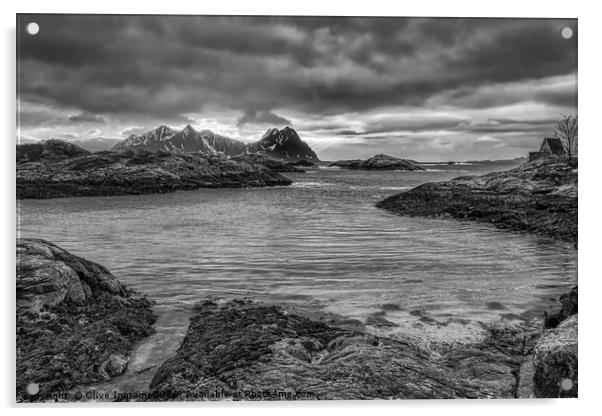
[16,239,156,401]
[377,157,577,244]
[533,315,578,398]
[330,154,424,171]
[17,144,293,199]
[231,154,304,173]
[17,239,127,313]
[17,139,90,163]
[111,125,319,162]
[149,299,539,401]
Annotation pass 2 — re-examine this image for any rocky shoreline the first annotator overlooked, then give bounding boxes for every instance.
[17,140,292,199]
[376,157,577,244]
[373,156,578,398]
[16,239,156,402]
[148,297,578,401]
[16,239,577,402]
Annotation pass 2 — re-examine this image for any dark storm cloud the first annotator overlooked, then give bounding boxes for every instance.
[68,112,106,123]
[237,110,292,127]
[18,14,577,123]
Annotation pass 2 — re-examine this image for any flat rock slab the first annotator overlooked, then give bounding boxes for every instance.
[150,299,538,401]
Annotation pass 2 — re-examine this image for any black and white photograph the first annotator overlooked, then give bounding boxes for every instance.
[14,12,578,403]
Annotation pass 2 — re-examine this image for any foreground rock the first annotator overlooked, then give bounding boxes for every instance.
[17,142,293,199]
[544,285,578,329]
[16,239,156,401]
[330,154,424,171]
[149,299,540,401]
[533,285,578,398]
[533,315,578,398]
[231,154,304,173]
[377,157,577,244]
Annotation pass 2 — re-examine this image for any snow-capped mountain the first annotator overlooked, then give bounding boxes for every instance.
[111,125,319,161]
[111,125,177,152]
[111,124,247,155]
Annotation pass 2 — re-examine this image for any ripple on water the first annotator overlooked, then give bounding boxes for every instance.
[18,167,576,348]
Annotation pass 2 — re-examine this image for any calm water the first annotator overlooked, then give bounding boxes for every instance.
[17,162,577,381]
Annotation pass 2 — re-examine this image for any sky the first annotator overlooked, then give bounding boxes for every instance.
[17,15,577,161]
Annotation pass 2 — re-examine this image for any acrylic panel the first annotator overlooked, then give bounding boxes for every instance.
[16,14,578,402]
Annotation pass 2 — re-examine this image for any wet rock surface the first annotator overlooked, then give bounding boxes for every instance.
[17,239,127,313]
[16,239,156,402]
[17,143,293,199]
[376,157,577,244]
[149,299,540,400]
[330,154,424,171]
[544,285,578,329]
[533,314,578,398]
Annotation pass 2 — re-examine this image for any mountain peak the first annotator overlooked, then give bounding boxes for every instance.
[153,125,173,133]
[261,127,281,140]
[255,126,318,161]
[260,127,300,142]
[183,124,196,134]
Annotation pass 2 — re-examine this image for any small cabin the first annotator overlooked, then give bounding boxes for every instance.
[528,137,566,162]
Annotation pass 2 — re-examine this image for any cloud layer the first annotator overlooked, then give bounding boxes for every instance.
[17,15,577,160]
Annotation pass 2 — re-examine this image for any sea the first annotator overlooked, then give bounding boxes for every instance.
[17,161,577,394]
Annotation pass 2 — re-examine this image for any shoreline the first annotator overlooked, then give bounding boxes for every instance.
[376,157,577,245]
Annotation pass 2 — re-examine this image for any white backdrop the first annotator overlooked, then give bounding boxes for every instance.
[2,0,598,414]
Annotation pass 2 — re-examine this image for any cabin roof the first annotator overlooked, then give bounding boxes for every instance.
[540,137,565,155]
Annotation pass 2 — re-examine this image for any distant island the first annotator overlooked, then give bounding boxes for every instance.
[330,154,424,171]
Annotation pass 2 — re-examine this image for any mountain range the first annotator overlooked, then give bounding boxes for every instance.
[111,125,319,162]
